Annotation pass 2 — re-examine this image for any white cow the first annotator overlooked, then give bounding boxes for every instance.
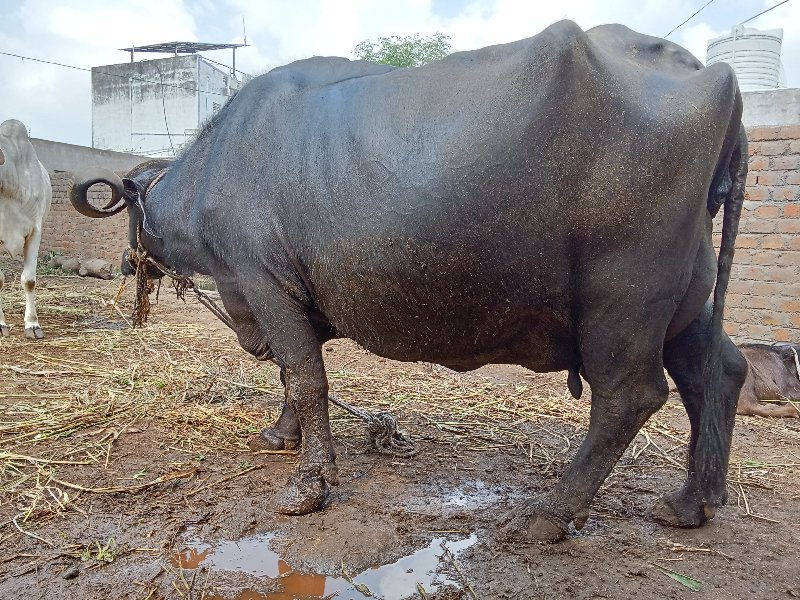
[0,119,52,338]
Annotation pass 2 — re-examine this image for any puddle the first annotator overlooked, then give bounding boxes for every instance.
[442,479,504,508]
[172,531,477,600]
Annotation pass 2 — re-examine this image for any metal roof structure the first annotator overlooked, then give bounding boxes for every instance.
[119,42,246,55]
[118,41,248,79]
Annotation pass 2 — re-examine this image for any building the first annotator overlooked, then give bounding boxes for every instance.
[91,42,250,157]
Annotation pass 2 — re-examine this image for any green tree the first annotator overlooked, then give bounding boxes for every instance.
[353,32,452,67]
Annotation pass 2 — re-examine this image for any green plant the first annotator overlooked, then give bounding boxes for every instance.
[353,32,452,67]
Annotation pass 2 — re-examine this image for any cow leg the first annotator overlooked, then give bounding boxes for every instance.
[654,305,747,526]
[0,267,8,337]
[503,309,670,542]
[248,367,302,451]
[21,228,44,339]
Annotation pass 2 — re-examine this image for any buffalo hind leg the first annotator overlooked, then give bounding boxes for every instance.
[503,310,670,542]
[249,367,302,451]
[654,304,747,526]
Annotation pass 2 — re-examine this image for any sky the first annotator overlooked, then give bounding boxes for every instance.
[1,0,798,146]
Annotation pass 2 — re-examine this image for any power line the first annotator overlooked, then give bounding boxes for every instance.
[664,0,716,38]
[740,0,792,24]
[0,49,236,98]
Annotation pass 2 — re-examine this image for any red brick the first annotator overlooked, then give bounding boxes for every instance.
[760,234,785,250]
[769,156,800,170]
[776,252,800,267]
[779,186,800,201]
[747,124,800,141]
[744,186,770,201]
[759,140,791,156]
[762,315,782,327]
[748,157,768,171]
[776,219,800,234]
[750,250,781,266]
[754,204,781,218]
[723,322,739,337]
[781,299,800,313]
[773,329,792,342]
[753,171,785,186]
[750,220,778,235]
[785,203,800,217]
[735,234,759,249]
[744,295,771,309]
[787,172,800,185]
[761,266,795,282]
[792,314,800,328]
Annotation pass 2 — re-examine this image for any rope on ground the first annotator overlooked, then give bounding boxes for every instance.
[329,394,418,458]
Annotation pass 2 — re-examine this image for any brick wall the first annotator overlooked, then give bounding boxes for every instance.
[43,172,129,264]
[723,125,800,343]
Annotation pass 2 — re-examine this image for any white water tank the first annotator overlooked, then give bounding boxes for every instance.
[706,26,783,91]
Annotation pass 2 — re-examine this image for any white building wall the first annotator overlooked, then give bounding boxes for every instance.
[92,55,238,157]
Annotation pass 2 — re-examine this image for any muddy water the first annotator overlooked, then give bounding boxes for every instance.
[173,531,477,599]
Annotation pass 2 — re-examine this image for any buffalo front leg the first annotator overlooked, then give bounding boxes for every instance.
[503,311,670,542]
[272,354,338,515]
[242,298,337,515]
[655,304,747,526]
[249,366,302,451]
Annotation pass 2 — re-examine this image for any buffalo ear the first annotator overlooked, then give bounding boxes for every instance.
[122,178,143,205]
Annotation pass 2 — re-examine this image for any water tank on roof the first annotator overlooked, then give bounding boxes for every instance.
[706,26,783,91]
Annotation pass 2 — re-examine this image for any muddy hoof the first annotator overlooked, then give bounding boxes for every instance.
[24,325,44,339]
[0,324,9,337]
[248,427,300,452]
[273,471,329,515]
[499,502,570,543]
[650,489,714,528]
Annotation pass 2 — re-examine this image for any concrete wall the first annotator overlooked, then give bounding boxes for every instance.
[31,138,148,173]
[742,88,800,127]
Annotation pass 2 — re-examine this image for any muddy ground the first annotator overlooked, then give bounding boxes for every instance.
[1,267,799,600]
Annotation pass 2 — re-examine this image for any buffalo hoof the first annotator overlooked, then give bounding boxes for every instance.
[650,488,716,528]
[248,427,301,452]
[24,325,44,339]
[0,324,9,337]
[273,471,330,515]
[499,501,571,543]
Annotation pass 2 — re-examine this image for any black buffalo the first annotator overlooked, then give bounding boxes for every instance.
[71,21,748,542]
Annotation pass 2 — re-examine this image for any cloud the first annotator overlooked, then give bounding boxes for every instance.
[2,0,797,146]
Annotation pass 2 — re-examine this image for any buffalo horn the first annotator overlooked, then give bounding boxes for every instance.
[69,167,126,218]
